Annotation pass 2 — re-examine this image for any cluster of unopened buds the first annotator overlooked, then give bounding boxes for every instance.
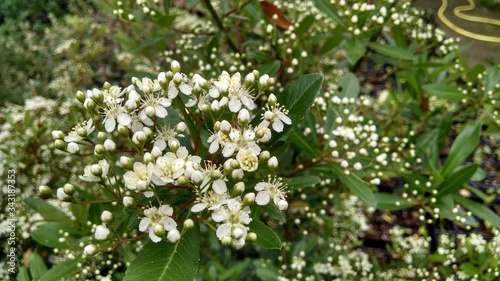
[47,60,292,254]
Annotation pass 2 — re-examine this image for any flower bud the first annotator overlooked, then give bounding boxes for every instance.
[84,244,98,255]
[255,128,266,139]
[246,232,257,242]
[104,140,116,152]
[264,111,274,121]
[143,152,155,164]
[201,104,211,113]
[57,188,72,201]
[153,224,165,238]
[131,77,139,86]
[169,140,180,153]
[214,121,221,131]
[244,72,255,87]
[232,169,244,181]
[167,229,180,243]
[101,210,113,223]
[55,140,66,150]
[133,131,147,145]
[125,100,137,112]
[230,159,240,169]
[91,164,103,177]
[151,146,162,158]
[184,219,194,230]
[166,71,174,81]
[103,82,111,90]
[123,196,136,208]
[268,156,278,170]
[232,228,244,240]
[63,183,75,195]
[143,127,153,139]
[118,125,129,137]
[221,236,232,246]
[268,94,277,107]
[243,192,255,206]
[91,89,104,104]
[177,176,189,186]
[85,99,96,111]
[67,142,80,154]
[191,171,204,185]
[232,238,245,249]
[158,72,167,88]
[77,128,88,138]
[277,200,288,211]
[137,180,148,191]
[94,152,105,160]
[252,70,260,80]
[39,185,53,197]
[76,90,86,103]
[220,120,231,134]
[51,130,65,140]
[267,78,275,87]
[173,72,182,85]
[238,109,250,125]
[210,169,222,180]
[97,132,107,142]
[171,60,181,73]
[95,144,106,155]
[259,151,270,162]
[233,182,245,195]
[95,225,110,240]
[120,156,133,170]
[211,100,221,113]
[176,122,186,133]
[145,106,156,118]
[259,74,269,88]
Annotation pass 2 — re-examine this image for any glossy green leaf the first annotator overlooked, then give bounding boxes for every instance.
[130,33,170,51]
[367,42,414,60]
[30,252,48,280]
[283,176,320,190]
[288,128,316,158]
[454,194,500,229]
[441,121,481,177]
[157,15,177,27]
[345,37,366,65]
[18,267,30,281]
[249,219,282,249]
[313,0,347,28]
[330,165,376,207]
[31,222,81,250]
[40,258,83,281]
[25,198,76,226]
[258,60,281,77]
[374,193,416,210]
[123,225,200,281]
[436,164,478,198]
[437,111,453,152]
[422,83,462,102]
[337,72,359,99]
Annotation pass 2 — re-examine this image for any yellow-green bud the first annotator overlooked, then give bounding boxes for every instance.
[178,176,189,186]
[77,128,87,138]
[103,82,111,90]
[54,140,66,150]
[123,196,136,209]
[221,236,232,246]
[246,232,257,242]
[259,151,271,162]
[39,185,53,197]
[153,224,165,237]
[118,125,129,137]
[85,99,96,111]
[63,183,75,195]
[201,104,211,113]
[91,164,103,177]
[76,91,86,103]
[120,156,133,169]
[183,219,194,230]
[95,144,106,155]
[97,132,107,142]
[230,159,240,169]
[94,152,105,160]
[210,170,222,180]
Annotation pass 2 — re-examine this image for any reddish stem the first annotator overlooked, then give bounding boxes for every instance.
[115,149,138,153]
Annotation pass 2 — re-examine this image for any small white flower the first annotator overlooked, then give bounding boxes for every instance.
[123,162,154,190]
[255,177,287,209]
[64,119,95,143]
[103,104,131,132]
[236,149,259,172]
[260,105,292,133]
[139,205,177,243]
[191,191,230,213]
[67,142,80,154]
[212,199,251,241]
[79,160,109,182]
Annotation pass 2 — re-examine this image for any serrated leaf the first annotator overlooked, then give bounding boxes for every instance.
[436,164,478,198]
[374,193,416,210]
[312,0,347,28]
[123,225,200,281]
[25,198,76,226]
[441,121,481,177]
[39,258,83,281]
[252,74,323,146]
[30,252,48,280]
[249,219,281,249]
[454,194,500,229]
[422,84,463,102]
[367,42,415,60]
[330,165,376,207]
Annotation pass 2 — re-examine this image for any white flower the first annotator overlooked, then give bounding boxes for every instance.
[129,112,154,133]
[167,229,180,243]
[139,205,177,243]
[212,199,251,241]
[260,105,291,132]
[103,104,131,132]
[221,128,260,157]
[56,188,71,201]
[123,162,154,190]
[64,119,95,143]
[153,126,182,151]
[79,160,110,182]
[95,225,110,240]
[139,94,171,120]
[255,177,287,209]
[191,191,230,212]
[103,85,126,104]
[135,77,161,94]
[67,142,80,154]
[214,71,254,112]
[236,149,259,172]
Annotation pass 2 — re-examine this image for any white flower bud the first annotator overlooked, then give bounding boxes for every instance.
[95,225,110,240]
[268,94,277,106]
[232,169,244,181]
[103,139,116,152]
[153,224,165,238]
[51,130,65,140]
[191,171,204,185]
[220,120,231,134]
[211,100,221,112]
[244,192,255,206]
[264,111,274,121]
[259,74,269,86]
[120,156,133,169]
[176,122,186,133]
[123,196,136,208]
[91,164,103,177]
[143,152,155,164]
[183,219,194,230]
[268,156,278,170]
[118,125,129,137]
[151,146,163,157]
[54,139,66,150]
[167,229,180,243]
[354,162,362,170]
[173,72,182,85]
[177,176,189,186]
[145,106,156,118]
[57,188,71,201]
[232,228,244,240]
[232,238,245,249]
[277,200,288,211]
[84,245,97,255]
[67,142,80,154]
[63,183,75,195]
[221,236,232,246]
[133,131,147,144]
[238,109,250,125]
[158,72,167,85]
[244,72,255,87]
[125,100,137,112]
[101,211,113,223]
[39,185,53,197]
[171,60,181,73]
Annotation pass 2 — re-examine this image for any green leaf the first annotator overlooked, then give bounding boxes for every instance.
[130,33,170,51]
[30,252,48,280]
[288,128,316,158]
[329,165,376,207]
[258,60,281,77]
[283,176,320,190]
[157,15,177,27]
[436,164,478,198]
[31,222,81,250]
[219,259,251,280]
[393,25,407,49]
[18,267,30,281]
[39,258,83,281]
[25,198,76,226]
[123,225,200,281]
[345,37,366,65]
[367,42,414,60]
[374,193,416,210]
[441,121,481,177]
[422,84,463,102]
[312,0,347,28]
[437,111,453,152]
[296,15,315,37]
[337,72,359,99]
[249,219,282,249]
[253,74,323,146]
[454,194,500,229]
